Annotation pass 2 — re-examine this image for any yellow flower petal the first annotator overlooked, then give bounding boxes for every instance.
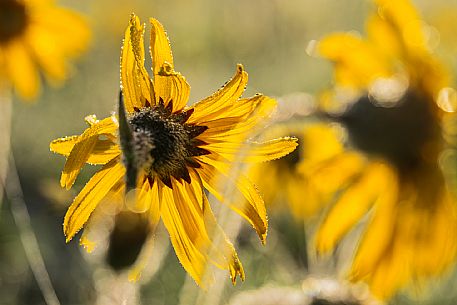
[26,6,90,83]
[148,179,161,230]
[368,242,410,299]
[188,65,248,123]
[243,137,298,163]
[374,0,425,51]
[366,14,402,62]
[350,171,398,280]
[199,95,277,143]
[154,62,190,112]
[302,124,344,163]
[35,7,90,57]
[316,162,390,253]
[121,14,153,113]
[200,191,245,284]
[79,181,125,253]
[319,32,391,88]
[63,160,125,242]
[186,170,244,283]
[50,135,120,165]
[149,17,174,75]
[160,179,210,286]
[5,40,39,100]
[205,137,298,163]
[198,158,267,243]
[60,116,118,189]
[27,25,67,82]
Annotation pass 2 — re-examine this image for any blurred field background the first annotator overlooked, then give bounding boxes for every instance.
[3,0,457,304]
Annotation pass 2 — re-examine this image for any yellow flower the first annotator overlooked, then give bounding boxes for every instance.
[0,0,90,100]
[50,15,297,285]
[303,0,457,299]
[247,121,331,220]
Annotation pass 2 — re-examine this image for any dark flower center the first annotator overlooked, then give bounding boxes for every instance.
[128,102,208,188]
[337,91,441,175]
[0,0,28,43]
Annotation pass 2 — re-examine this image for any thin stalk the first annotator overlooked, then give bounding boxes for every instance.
[5,154,62,305]
[5,154,61,305]
[0,90,61,305]
[0,91,12,209]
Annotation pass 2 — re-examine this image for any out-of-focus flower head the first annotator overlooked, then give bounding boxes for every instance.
[50,14,297,286]
[0,0,90,100]
[302,0,457,299]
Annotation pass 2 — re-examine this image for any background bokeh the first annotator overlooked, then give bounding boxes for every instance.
[3,0,457,304]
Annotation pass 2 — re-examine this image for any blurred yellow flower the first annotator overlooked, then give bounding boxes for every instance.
[0,0,90,100]
[50,15,297,286]
[304,0,457,299]
[248,121,330,220]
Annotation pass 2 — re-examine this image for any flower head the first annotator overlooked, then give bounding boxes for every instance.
[0,0,90,100]
[50,15,297,285]
[303,0,457,299]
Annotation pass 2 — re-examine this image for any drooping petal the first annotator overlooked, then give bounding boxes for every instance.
[60,116,118,189]
[63,160,125,242]
[197,157,268,243]
[160,179,211,286]
[188,65,248,123]
[79,181,125,253]
[50,135,120,165]
[121,14,153,113]
[187,169,245,283]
